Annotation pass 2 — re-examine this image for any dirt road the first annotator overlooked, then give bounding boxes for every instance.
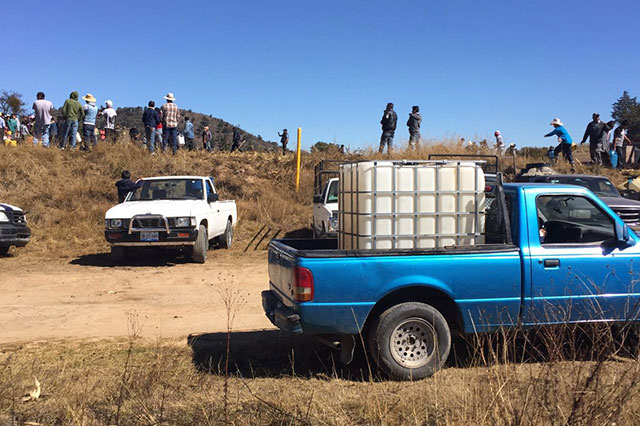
[0,251,275,344]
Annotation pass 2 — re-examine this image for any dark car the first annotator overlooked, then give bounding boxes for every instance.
[525,174,640,229]
[0,203,31,255]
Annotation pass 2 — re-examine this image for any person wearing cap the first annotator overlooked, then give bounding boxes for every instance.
[278,128,288,155]
[202,126,212,152]
[142,100,160,153]
[32,91,54,147]
[60,91,84,149]
[161,93,180,154]
[407,106,421,149]
[580,113,614,165]
[545,118,574,170]
[379,103,397,154]
[100,100,118,143]
[81,93,98,150]
[494,130,504,155]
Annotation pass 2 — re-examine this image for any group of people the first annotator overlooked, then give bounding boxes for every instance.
[545,113,632,170]
[378,103,422,153]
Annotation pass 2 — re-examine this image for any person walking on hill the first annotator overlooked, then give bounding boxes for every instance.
[545,118,575,171]
[115,170,142,203]
[580,113,613,165]
[406,106,421,149]
[60,91,84,149]
[278,128,288,155]
[161,93,180,155]
[101,100,118,143]
[142,100,160,153]
[183,117,195,151]
[81,93,98,150]
[613,120,632,169]
[202,126,212,152]
[379,103,397,154]
[231,127,242,152]
[32,91,54,147]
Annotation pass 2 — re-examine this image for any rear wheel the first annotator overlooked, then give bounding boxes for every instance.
[192,224,207,263]
[0,246,9,256]
[219,220,233,249]
[368,302,451,380]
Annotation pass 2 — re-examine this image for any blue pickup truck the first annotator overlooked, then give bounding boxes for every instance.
[262,183,640,379]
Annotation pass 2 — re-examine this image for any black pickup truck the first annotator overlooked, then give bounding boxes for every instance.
[0,203,31,255]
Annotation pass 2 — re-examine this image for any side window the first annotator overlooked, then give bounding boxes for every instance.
[536,195,615,244]
[327,181,339,203]
[206,180,215,200]
[321,182,330,203]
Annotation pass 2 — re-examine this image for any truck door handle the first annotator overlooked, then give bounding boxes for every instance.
[543,259,560,268]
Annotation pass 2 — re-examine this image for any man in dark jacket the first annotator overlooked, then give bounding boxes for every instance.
[278,128,288,155]
[580,113,614,165]
[142,101,160,153]
[115,170,142,203]
[60,91,84,149]
[231,127,242,152]
[407,106,422,149]
[379,103,397,154]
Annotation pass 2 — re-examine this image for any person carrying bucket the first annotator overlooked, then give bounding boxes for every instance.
[544,118,575,171]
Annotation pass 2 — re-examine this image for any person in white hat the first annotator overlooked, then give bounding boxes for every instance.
[100,100,118,143]
[494,130,503,155]
[161,93,180,155]
[81,93,98,150]
[544,118,574,170]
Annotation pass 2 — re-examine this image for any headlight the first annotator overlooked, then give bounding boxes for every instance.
[175,217,191,227]
[329,216,339,231]
[110,219,124,228]
[0,212,8,222]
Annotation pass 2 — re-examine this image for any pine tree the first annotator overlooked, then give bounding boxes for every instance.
[612,91,640,139]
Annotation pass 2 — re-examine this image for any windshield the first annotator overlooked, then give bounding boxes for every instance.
[547,177,620,198]
[129,179,204,201]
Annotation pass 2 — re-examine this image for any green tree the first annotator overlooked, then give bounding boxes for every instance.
[0,90,26,116]
[611,91,640,139]
[311,141,340,153]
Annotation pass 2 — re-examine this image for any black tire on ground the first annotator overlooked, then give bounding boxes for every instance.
[192,224,207,263]
[110,246,126,263]
[219,220,233,249]
[0,246,9,256]
[368,302,451,380]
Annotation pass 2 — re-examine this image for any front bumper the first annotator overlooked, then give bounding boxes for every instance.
[262,290,303,334]
[0,223,31,247]
[105,227,198,246]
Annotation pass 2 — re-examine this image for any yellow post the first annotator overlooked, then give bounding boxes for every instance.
[295,127,302,191]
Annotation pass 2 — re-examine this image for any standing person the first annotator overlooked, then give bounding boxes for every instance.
[0,113,6,142]
[202,126,212,152]
[183,116,195,151]
[613,120,632,169]
[161,93,180,155]
[32,92,54,147]
[142,101,160,153]
[101,100,117,143]
[81,93,98,150]
[49,117,58,146]
[544,118,574,171]
[231,127,242,152]
[406,106,421,149]
[379,103,397,154]
[278,128,288,155]
[580,113,613,165]
[7,114,17,136]
[154,107,163,150]
[60,91,84,149]
[494,130,504,155]
[547,145,557,164]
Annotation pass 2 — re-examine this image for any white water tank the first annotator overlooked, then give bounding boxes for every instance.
[339,160,486,250]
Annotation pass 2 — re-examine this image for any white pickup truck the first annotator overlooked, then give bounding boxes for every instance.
[104,176,237,263]
[312,177,339,238]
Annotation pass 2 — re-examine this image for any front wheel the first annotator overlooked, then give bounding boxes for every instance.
[192,224,207,263]
[368,302,451,380]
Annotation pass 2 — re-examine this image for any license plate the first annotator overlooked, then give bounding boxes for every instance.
[140,231,159,242]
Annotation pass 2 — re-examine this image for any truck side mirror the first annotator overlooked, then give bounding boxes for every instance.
[616,221,635,248]
[313,195,323,204]
[208,193,219,202]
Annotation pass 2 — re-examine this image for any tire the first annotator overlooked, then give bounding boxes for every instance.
[110,246,125,263]
[368,302,451,380]
[219,220,233,249]
[0,246,9,256]
[192,224,207,263]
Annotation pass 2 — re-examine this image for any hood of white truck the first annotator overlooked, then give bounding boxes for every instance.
[0,203,24,213]
[105,200,202,219]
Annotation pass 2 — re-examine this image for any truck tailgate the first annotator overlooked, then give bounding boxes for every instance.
[268,241,297,307]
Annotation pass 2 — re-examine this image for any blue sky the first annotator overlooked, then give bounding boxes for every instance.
[3,0,639,149]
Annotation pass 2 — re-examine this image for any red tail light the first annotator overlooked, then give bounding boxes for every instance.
[294,266,314,302]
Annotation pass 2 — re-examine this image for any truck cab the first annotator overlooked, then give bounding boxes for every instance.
[312,177,339,238]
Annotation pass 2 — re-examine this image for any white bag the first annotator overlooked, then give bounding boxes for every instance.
[178,134,185,146]
[76,132,82,143]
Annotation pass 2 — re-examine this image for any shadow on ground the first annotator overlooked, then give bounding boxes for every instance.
[70,248,194,267]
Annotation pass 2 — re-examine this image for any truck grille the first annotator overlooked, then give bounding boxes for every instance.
[612,207,640,225]
[12,213,26,226]
[136,218,163,228]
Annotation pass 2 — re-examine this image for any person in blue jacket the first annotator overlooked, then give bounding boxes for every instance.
[545,118,574,170]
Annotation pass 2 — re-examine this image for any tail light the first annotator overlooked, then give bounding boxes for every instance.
[294,266,314,302]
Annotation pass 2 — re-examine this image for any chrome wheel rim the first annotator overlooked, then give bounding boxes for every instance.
[226,225,232,247]
[389,317,437,368]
